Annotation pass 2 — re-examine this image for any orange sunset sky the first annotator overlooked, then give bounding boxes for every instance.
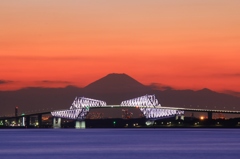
[0,1,240,94]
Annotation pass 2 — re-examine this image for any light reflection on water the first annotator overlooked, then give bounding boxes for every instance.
[0,129,240,159]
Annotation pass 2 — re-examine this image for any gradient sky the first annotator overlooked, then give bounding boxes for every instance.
[1,0,240,94]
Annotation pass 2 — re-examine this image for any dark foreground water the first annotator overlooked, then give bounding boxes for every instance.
[0,129,240,159]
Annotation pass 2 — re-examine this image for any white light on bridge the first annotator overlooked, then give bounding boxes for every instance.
[120,95,184,119]
[51,95,185,120]
[51,97,107,120]
[120,94,160,107]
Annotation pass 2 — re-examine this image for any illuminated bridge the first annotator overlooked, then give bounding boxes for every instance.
[51,95,184,128]
[1,94,240,128]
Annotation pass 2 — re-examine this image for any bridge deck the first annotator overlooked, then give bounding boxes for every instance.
[159,106,240,114]
[1,105,240,120]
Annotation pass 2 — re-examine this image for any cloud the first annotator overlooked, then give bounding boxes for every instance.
[229,73,240,77]
[38,80,72,84]
[0,80,13,84]
[0,55,107,61]
[212,73,240,78]
[148,83,173,91]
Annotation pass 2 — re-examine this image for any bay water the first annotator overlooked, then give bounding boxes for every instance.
[0,129,239,159]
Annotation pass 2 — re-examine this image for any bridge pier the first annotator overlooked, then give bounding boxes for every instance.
[0,119,4,126]
[180,115,184,120]
[175,115,179,120]
[175,115,184,120]
[208,112,212,120]
[38,114,42,127]
[25,116,30,127]
[145,120,155,126]
[3,119,8,126]
[53,117,61,128]
[20,116,25,126]
[75,120,86,129]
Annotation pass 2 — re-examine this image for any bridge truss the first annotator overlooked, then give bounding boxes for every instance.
[139,108,184,119]
[121,95,184,119]
[51,97,106,120]
[51,95,184,120]
[121,94,160,107]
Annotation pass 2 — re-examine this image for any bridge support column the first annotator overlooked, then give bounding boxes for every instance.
[25,116,30,127]
[145,120,154,126]
[75,120,86,129]
[175,115,179,120]
[53,117,61,128]
[180,115,184,120]
[175,115,184,120]
[21,117,25,126]
[208,112,212,120]
[38,114,42,128]
[0,120,3,126]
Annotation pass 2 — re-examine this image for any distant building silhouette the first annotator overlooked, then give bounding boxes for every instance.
[15,106,18,117]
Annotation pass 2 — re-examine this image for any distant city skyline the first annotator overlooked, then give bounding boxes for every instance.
[0,1,240,95]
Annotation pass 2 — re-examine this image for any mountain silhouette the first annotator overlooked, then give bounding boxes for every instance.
[84,73,150,93]
[0,73,240,116]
